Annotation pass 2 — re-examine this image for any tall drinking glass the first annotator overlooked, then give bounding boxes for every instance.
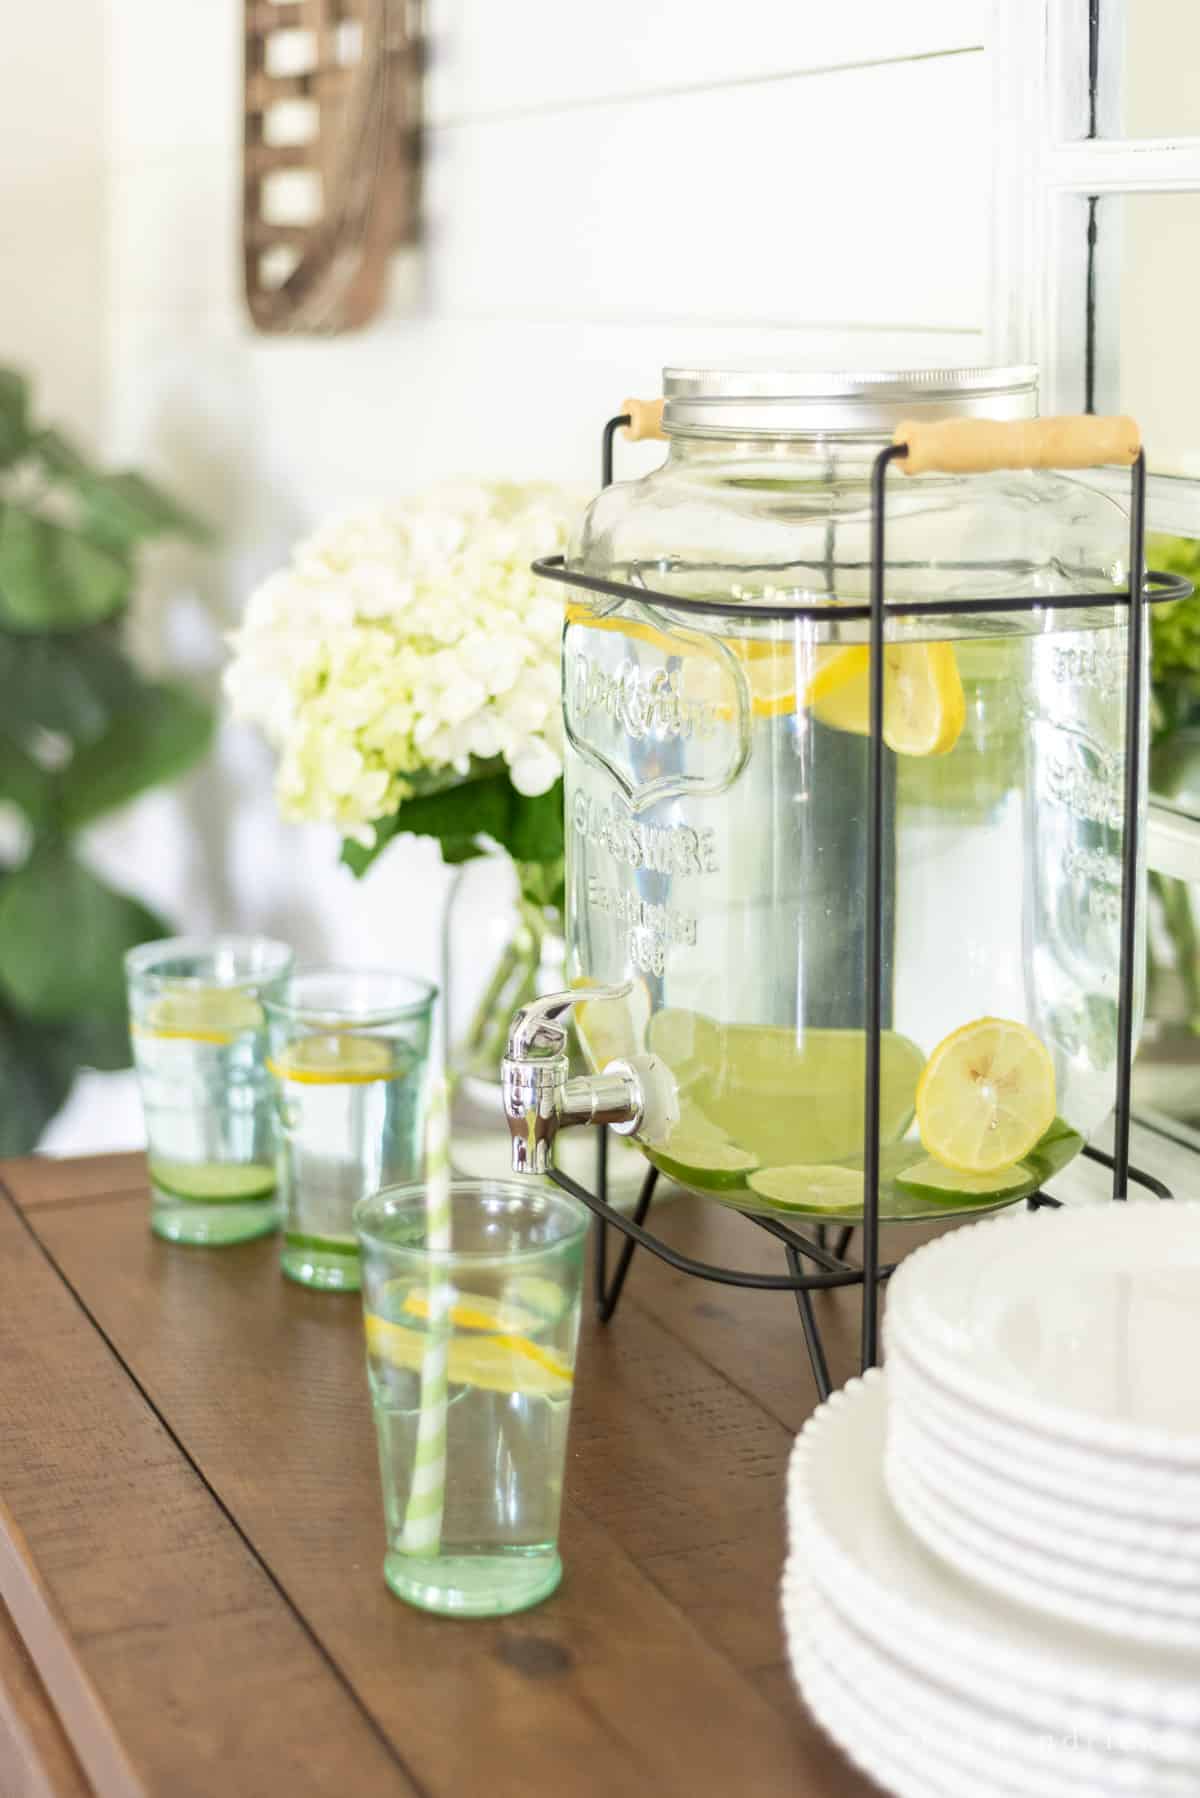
[355,1179,587,1617]
[266,969,436,1291]
[125,936,293,1244]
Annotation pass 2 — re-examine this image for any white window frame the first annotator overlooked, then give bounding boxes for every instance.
[988,0,1200,882]
[989,0,1200,534]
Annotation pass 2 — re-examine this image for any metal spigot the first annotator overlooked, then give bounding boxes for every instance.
[501,987,645,1175]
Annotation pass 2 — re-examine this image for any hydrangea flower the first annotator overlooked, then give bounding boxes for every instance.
[225,481,577,844]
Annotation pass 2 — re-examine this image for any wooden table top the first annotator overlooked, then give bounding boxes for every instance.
[0,1149,898,1797]
[1,1129,1186,1797]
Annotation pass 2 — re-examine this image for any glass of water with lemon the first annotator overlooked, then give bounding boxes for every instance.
[265,969,436,1291]
[355,1179,587,1616]
[126,936,293,1244]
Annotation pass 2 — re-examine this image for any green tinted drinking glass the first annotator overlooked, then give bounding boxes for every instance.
[356,1179,587,1617]
[125,936,293,1244]
[266,969,436,1291]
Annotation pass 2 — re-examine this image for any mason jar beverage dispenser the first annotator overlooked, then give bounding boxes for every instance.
[501,367,1153,1234]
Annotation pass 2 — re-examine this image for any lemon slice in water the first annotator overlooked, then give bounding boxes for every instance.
[804,645,870,708]
[733,643,796,718]
[809,643,965,757]
[916,1018,1056,1175]
[269,1033,395,1085]
[364,1313,573,1397]
[397,1278,566,1336]
[140,987,263,1044]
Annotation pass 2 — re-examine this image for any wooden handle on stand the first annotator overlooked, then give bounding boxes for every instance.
[894,414,1141,475]
[620,397,667,442]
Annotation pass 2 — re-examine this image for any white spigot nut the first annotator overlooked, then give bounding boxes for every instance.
[619,1053,679,1144]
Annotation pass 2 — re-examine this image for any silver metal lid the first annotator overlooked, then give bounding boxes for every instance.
[661,365,1039,437]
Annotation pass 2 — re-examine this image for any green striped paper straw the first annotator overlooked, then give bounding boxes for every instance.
[400,1077,452,1555]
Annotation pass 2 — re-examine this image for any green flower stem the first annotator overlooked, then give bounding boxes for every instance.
[463,935,526,1058]
[456,858,563,1084]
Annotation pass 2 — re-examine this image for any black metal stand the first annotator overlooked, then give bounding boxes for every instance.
[542,418,1188,1398]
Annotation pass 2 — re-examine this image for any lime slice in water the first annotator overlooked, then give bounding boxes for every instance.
[269,1033,395,1085]
[648,1010,924,1168]
[573,977,651,1069]
[746,1165,865,1212]
[647,1007,721,1086]
[673,1102,731,1146]
[896,1157,1035,1203]
[651,1136,758,1192]
[140,987,263,1044]
[364,1312,572,1397]
[150,1160,276,1202]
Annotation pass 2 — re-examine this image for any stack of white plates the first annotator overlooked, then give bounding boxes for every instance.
[885,1203,1200,1651]
[785,1374,1200,1797]
[784,1203,1200,1796]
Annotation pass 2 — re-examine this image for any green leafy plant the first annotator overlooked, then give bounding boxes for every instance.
[1144,534,1200,1033]
[1149,533,1200,745]
[0,366,214,1152]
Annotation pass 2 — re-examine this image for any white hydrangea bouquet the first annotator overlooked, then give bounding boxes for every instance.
[225,480,579,1074]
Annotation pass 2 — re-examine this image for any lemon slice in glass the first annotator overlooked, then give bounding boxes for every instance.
[364,1313,573,1397]
[140,986,263,1044]
[747,1165,865,1211]
[916,1017,1057,1174]
[809,643,965,757]
[269,1033,395,1085]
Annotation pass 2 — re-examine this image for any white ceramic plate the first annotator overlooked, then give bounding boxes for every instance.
[795,1630,982,1798]
[789,1572,1197,1796]
[888,1451,1200,1653]
[888,1403,1200,1584]
[888,1445,1200,1632]
[794,1601,1068,1798]
[786,1371,1200,1734]
[886,1338,1200,1521]
[886,1202,1200,1464]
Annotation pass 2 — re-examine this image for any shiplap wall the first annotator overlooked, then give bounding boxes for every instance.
[56,0,990,1148]
[0,2,107,443]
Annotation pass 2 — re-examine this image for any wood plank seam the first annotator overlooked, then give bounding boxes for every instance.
[20,1188,148,1217]
[0,1176,431,1798]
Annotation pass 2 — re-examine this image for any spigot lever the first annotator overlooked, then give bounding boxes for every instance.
[501,985,643,1175]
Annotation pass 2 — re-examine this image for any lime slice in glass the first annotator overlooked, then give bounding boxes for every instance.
[140,987,263,1044]
[269,1033,395,1085]
[896,1157,1036,1203]
[746,1165,865,1212]
[150,1160,276,1201]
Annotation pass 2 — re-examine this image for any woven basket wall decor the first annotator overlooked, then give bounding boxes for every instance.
[243,0,421,333]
